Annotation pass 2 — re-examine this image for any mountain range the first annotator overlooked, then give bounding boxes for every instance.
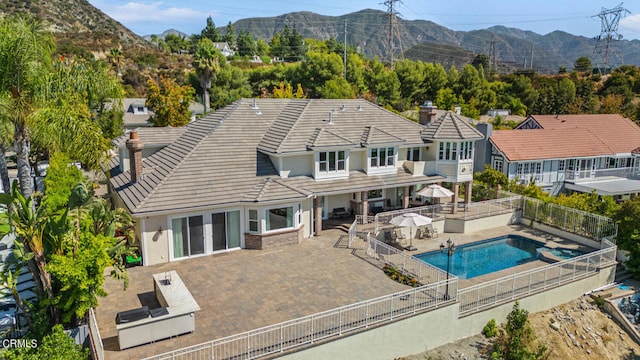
[2,2,640,73]
[232,9,640,72]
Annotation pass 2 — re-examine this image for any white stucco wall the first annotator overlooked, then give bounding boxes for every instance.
[283,154,313,177]
[350,149,364,171]
[141,214,170,266]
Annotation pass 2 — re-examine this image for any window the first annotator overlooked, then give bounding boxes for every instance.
[249,209,258,232]
[369,147,395,168]
[558,160,565,171]
[451,142,458,160]
[265,206,293,231]
[493,159,503,173]
[406,147,420,161]
[439,143,445,160]
[439,141,473,160]
[318,150,346,175]
[172,215,204,258]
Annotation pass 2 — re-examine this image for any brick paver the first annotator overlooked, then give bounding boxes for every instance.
[96,228,408,359]
[95,223,598,359]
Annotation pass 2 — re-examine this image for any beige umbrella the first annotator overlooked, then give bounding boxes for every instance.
[389,213,432,251]
[417,184,454,199]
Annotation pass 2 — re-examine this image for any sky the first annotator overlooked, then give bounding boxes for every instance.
[88,0,640,40]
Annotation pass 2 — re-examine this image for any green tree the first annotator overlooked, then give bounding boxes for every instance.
[193,38,222,113]
[0,16,54,199]
[236,30,257,57]
[108,47,124,77]
[3,324,88,360]
[492,302,547,360]
[146,77,195,127]
[201,16,220,42]
[574,56,592,73]
[318,77,354,98]
[297,51,344,98]
[222,22,236,48]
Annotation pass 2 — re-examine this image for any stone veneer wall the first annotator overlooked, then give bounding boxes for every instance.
[245,226,303,250]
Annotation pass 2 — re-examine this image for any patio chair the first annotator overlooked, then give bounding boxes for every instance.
[426,224,438,238]
[384,230,394,243]
[415,227,426,240]
[394,229,407,245]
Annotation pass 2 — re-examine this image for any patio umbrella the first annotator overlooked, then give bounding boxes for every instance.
[417,184,454,199]
[389,213,432,251]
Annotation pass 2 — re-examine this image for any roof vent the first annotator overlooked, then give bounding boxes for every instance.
[357,105,363,111]
[256,110,262,115]
[328,111,334,125]
[252,98,259,110]
[341,104,346,111]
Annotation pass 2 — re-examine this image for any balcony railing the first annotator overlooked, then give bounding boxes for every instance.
[565,166,636,181]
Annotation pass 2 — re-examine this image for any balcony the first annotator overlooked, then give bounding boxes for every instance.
[566,167,637,182]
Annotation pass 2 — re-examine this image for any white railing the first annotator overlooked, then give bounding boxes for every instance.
[348,215,369,248]
[88,308,104,360]
[143,279,456,360]
[458,241,617,316]
[365,235,453,285]
[521,197,618,241]
[460,195,522,220]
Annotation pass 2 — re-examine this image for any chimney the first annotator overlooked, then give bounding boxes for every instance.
[419,101,437,126]
[126,131,144,183]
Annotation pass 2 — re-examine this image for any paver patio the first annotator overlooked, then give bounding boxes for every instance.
[95,223,598,359]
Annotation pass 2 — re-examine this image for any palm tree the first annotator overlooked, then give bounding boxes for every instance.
[0,16,54,199]
[193,38,221,113]
[108,47,124,77]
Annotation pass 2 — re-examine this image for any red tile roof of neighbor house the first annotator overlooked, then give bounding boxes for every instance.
[491,114,640,161]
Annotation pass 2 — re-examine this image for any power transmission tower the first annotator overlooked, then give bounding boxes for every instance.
[382,0,404,66]
[592,3,630,73]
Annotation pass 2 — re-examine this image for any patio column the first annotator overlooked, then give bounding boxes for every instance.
[452,183,459,214]
[464,180,473,205]
[314,196,323,235]
[403,186,410,209]
[361,191,368,222]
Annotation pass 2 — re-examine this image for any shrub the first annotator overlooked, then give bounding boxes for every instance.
[483,319,498,337]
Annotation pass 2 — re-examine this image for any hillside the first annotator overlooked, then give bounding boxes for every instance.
[0,0,149,49]
[231,9,640,72]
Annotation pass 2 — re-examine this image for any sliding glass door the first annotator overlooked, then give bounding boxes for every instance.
[212,210,241,251]
[172,215,204,259]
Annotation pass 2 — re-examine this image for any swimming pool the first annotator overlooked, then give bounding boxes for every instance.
[414,235,583,279]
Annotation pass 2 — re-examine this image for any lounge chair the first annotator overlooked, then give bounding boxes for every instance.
[426,224,438,238]
[415,227,426,240]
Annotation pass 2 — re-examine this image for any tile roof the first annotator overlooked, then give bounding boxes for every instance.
[565,177,640,196]
[257,100,426,154]
[306,128,356,149]
[420,111,484,140]
[490,128,612,161]
[360,126,406,146]
[492,114,640,161]
[110,99,436,215]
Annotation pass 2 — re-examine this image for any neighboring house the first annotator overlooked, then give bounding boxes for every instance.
[122,98,153,130]
[475,114,640,199]
[109,99,482,266]
[213,42,235,57]
[108,98,204,130]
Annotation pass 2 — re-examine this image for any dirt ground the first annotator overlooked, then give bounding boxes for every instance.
[400,296,640,360]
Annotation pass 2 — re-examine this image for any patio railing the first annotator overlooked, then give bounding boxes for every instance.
[88,308,104,360]
[365,235,454,285]
[458,239,617,316]
[348,215,369,248]
[460,195,522,220]
[143,278,456,360]
[521,197,618,241]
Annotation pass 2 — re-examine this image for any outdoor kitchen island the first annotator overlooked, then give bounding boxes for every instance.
[116,270,200,350]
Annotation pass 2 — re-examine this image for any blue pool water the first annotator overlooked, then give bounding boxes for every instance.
[415,235,582,279]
